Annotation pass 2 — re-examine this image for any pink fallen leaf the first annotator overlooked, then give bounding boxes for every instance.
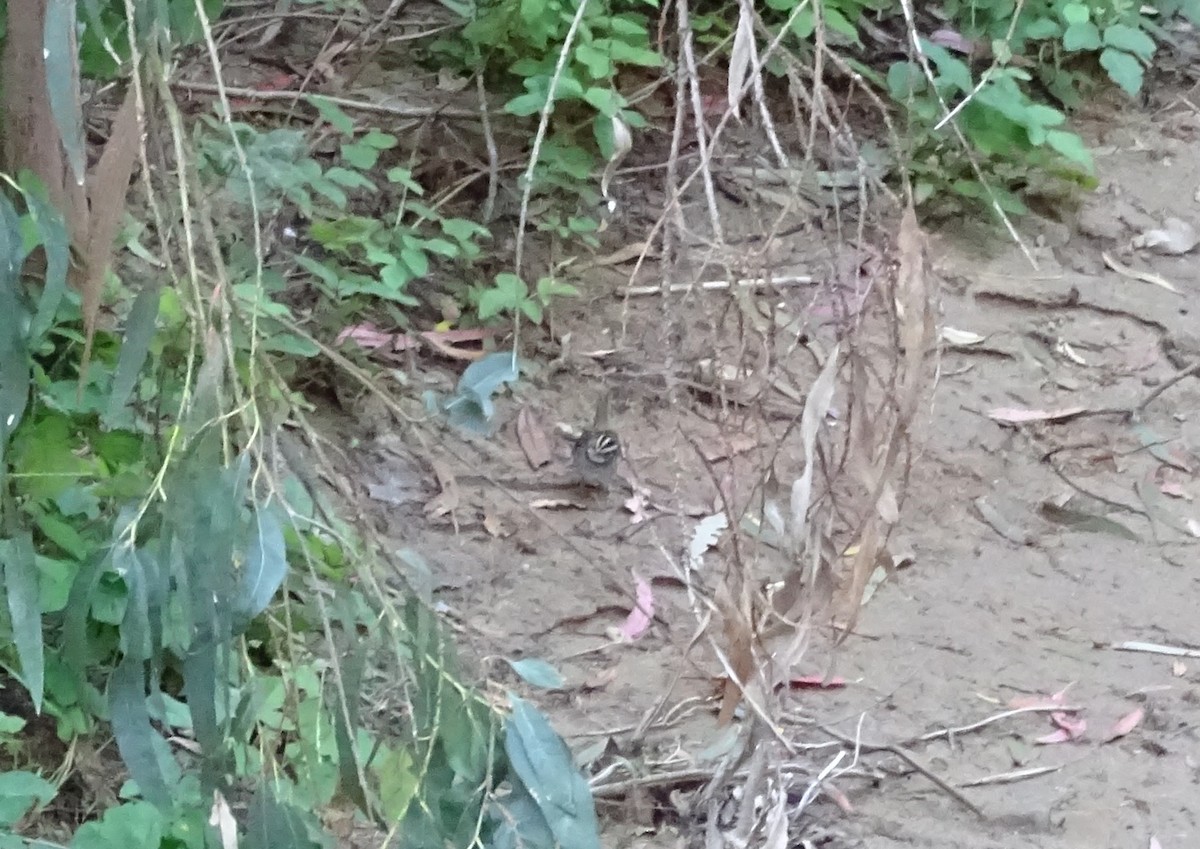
[929,27,976,54]
[336,322,393,349]
[1035,728,1076,745]
[1102,706,1145,743]
[1047,711,1086,742]
[623,488,652,524]
[823,782,855,814]
[1149,835,1163,849]
[618,572,654,640]
[988,406,1086,425]
[789,675,847,690]
[1158,480,1191,500]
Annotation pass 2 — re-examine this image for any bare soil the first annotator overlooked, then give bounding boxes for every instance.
[322,90,1200,848]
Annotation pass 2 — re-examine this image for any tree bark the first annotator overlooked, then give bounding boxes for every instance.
[1,0,89,246]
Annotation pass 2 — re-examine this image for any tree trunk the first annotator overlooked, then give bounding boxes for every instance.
[1,0,89,246]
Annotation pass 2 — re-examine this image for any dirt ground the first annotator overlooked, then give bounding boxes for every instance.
[316,85,1200,849]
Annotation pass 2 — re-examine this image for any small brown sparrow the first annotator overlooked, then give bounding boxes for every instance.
[572,392,621,488]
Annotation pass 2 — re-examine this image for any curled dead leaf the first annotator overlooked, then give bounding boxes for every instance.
[516,407,552,469]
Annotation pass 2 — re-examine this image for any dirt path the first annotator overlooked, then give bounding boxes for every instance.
[334,100,1200,848]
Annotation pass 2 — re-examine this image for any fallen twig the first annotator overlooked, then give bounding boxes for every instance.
[817,724,986,820]
[1112,640,1200,659]
[957,764,1061,788]
[621,274,815,297]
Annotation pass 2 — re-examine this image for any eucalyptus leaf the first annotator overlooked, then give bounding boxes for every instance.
[443,351,520,434]
[2,534,44,712]
[237,504,288,627]
[0,771,55,827]
[504,696,601,849]
[505,658,566,690]
[109,658,171,809]
[44,0,86,184]
[104,286,160,427]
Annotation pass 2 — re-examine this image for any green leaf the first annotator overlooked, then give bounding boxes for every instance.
[575,44,613,78]
[1046,129,1094,170]
[0,771,55,827]
[323,166,376,190]
[1063,21,1101,51]
[1099,47,1144,95]
[504,696,601,849]
[1103,23,1156,60]
[376,746,419,822]
[306,95,355,134]
[104,285,160,427]
[361,130,398,150]
[583,87,624,117]
[506,658,565,690]
[44,0,85,184]
[340,141,380,170]
[441,218,490,244]
[520,299,544,324]
[2,534,44,712]
[400,247,429,277]
[1061,2,1089,24]
[386,167,425,194]
[70,801,164,849]
[537,278,579,300]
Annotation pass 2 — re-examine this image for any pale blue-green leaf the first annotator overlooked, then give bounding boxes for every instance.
[1061,2,1089,24]
[243,786,325,849]
[70,800,164,849]
[0,194,30,443]
[3,534,44,713]
[324,166,377,191]
[20,178,69,344]
[504,695,601,849]
[506,658,565,690]
[104,286,160,427]
[238,505,287,623]
[444,351,520,434]
[1063,20,1101,50]
[0,771,56,826]
[110,658,171,809]
[1103,23,1156,60]
[488,780,557,849]
[1099,48,1144,95]
[44,0,86,184]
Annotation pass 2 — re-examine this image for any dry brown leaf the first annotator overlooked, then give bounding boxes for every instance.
[80,85,142,383]
[424,460,460,518]
[698,432,759,462]
[482,511,510,538]
[516,407,552,469]
[715,580,756,726]
[581,666,619,691]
